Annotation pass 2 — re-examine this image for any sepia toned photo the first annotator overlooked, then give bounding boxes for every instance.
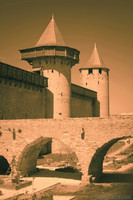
[0,0,133,199]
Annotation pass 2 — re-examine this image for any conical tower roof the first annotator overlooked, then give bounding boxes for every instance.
[36,14,65,47]
[87,43,105,68]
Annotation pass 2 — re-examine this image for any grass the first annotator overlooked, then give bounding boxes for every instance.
[103,162,121,170]
[50,182,133,200]
[73,183,133,200]
[104,140,133,170]
[106,141,125,155]
[116,153,133,165]
[103,153,133,170]
[119,144,133,155]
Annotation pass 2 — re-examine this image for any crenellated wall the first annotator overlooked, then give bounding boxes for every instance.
[0,62,48,119]
[0,62,100,119]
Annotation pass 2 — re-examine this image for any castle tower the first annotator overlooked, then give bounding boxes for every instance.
[20,15,79,119]
[80,44,109,117]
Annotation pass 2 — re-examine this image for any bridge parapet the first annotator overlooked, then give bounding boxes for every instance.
[0,115,133,184]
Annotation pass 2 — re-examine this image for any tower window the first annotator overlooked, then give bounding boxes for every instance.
[86,83,87,85]
[88,68,93,74]
[99,69,102,74]
[52,69,54,73]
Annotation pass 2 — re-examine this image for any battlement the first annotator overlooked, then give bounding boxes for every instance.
[0,62,48,88]
[71,83,97,99]
[79,67,109,72]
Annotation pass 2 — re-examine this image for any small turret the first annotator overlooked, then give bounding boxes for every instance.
[20,15,80,119]
[80,43,109,117]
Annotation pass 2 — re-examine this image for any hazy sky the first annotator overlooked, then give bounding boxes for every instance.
[0,0,133,114]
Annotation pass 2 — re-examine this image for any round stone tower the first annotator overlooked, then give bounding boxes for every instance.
[20,15,79,119]
[80,44,109,117]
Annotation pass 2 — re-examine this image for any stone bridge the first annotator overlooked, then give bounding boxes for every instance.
[0,115,133,184]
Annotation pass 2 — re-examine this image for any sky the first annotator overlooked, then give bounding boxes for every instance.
[0,0,133,115]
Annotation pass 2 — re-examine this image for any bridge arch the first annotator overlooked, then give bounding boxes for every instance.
[88,136,131,181]
[0,155,11,175]
[17,137,51,175]
[17,136,81,176]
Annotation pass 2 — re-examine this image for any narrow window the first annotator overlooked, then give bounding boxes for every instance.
[86,83,87,85]
[88,68,93,74]
[52,69,53,73]
[99,69,102,74]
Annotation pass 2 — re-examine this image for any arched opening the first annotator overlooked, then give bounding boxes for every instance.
[37,138,82,180]
[0,156,11,175]
[17,137,82,181]
[88,136,132,182]
[17,137,51,175]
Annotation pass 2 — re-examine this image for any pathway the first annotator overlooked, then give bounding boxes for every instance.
[0,176,80,200]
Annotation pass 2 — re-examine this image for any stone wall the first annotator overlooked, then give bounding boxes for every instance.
[71,84,98,117]
[33,57,72,119]
[0,115,133,183]
[21,46,80,119]
[71,95,94,117]
[0,62,100,120]
[80,68,109,117]
[0,62,47,119]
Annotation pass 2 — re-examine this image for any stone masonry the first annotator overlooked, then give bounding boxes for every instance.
[0,115,133,184]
